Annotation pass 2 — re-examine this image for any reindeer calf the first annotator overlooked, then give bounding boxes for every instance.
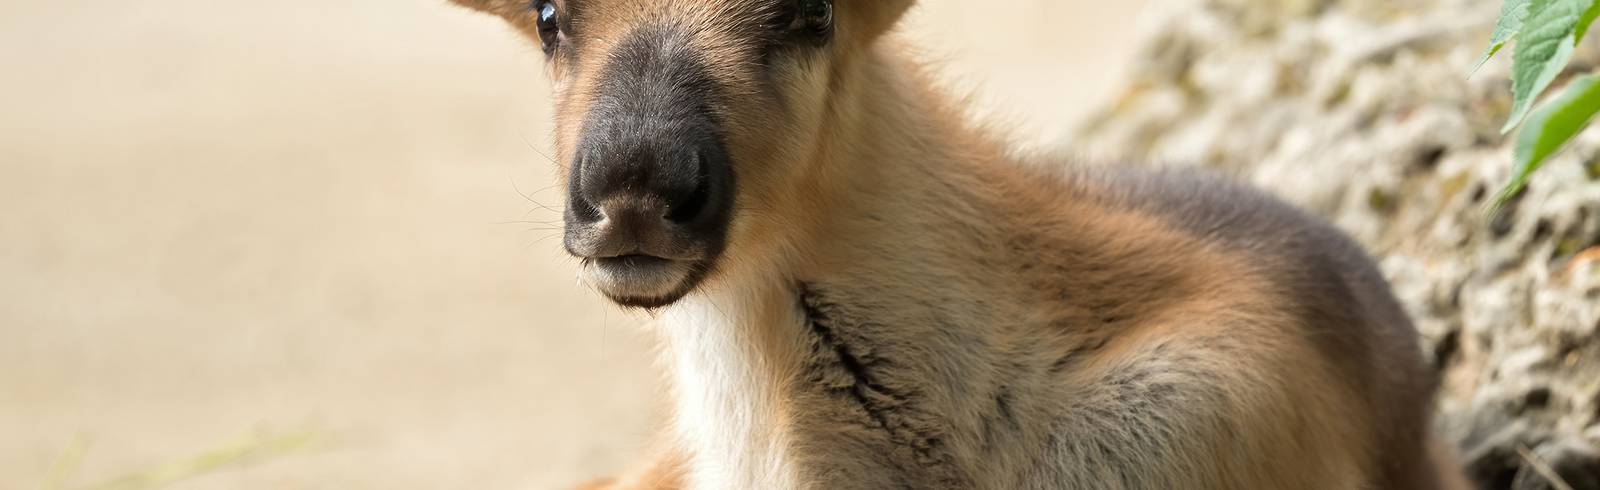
[448,1,1463,488]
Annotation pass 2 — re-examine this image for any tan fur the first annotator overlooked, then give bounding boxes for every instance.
[577,444,688,490]
[447,1,1463,488]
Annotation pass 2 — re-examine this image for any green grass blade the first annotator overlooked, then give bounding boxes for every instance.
[41,436,90,490]
[1474,0,1534,75]
[1494,73,1600,209]
[1503,0,1594,134]
[79,429,321,490]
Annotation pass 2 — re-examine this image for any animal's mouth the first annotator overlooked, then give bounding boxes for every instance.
[580,254,706,308]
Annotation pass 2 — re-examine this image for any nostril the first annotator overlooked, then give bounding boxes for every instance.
[570,194,603,223]
[567,154,607,224]
[665,151,714,224]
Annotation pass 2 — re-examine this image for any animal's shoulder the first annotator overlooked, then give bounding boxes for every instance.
[1069,164,1428,381]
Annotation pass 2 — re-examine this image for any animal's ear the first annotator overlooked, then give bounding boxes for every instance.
[842,0,914,41]
[446,0,514,16]
[448,0,490,12]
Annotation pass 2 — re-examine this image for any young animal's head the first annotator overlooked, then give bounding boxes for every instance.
[452,0,913,308]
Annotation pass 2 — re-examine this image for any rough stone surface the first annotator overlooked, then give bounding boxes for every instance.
[1072,1,1600,487]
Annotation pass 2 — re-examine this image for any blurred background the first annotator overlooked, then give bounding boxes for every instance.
[0,1,1150,487]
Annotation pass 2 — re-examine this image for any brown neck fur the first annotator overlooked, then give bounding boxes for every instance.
[772,36,1010,271]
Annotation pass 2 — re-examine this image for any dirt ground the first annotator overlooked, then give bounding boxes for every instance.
[0,1,1146,487]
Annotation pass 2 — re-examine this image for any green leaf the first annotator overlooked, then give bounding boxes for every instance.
[1494,74,1600,209]
[1503,0,1599,133]
[1473,0,1533,75]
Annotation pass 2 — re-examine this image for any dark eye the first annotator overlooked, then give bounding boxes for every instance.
[790,0,833,39]
[533,1,561,54]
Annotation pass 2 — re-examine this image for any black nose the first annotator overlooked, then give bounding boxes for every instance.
[568,125,722,228]
[563,112,733,261]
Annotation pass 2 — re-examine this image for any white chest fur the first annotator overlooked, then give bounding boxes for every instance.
[660,294,804,489]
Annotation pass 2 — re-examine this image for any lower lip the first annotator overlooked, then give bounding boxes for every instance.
[585,255,693,299]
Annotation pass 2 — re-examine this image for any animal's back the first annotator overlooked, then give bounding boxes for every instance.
[1069,167,1449,488]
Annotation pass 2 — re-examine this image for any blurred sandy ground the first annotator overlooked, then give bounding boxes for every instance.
[0,0,1146,488]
